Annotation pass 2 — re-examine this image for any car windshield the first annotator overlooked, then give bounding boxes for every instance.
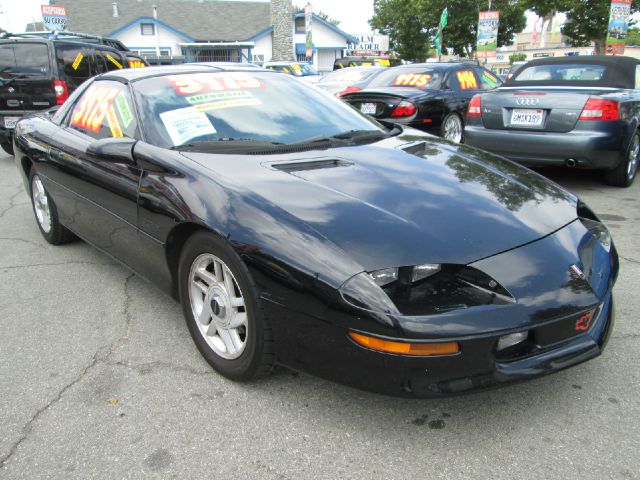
[512,64,608,82]
[367,67,441,90]
[290,63,317,76]
[319,67,383,84]
[0,43,50,77]
[133,71,387,149]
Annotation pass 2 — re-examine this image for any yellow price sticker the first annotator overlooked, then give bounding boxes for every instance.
[106,53,124,69]
[71,52,84,70]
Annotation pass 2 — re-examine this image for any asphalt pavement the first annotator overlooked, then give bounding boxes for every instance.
[0,151,638,479]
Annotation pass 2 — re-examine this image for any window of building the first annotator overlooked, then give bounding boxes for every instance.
[295,17,305,33]
[140,23,155,36]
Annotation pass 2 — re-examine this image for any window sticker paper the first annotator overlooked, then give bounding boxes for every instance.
[106,53,124,69]
[393,73,432,87]
[114,93,134,128]
[160,107,217,146]
[71,84,120,133]
[106,106,123,137]
[186,90,262,111]
[72,52,84,70]
[456,70,478,89]
[166,73,263,96]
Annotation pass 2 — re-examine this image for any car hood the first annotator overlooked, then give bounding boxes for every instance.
[181,133,577,271]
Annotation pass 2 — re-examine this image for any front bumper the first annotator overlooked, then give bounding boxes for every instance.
[464,123,624,169]
[267,295,614,397]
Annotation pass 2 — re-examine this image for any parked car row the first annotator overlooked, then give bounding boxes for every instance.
[320,56,639,188]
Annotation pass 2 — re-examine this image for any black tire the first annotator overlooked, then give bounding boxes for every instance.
[603,132,639,187]
[178,231,274,381]
[1,139,13,156]
[29,171,75,245]
[440,113,464,144]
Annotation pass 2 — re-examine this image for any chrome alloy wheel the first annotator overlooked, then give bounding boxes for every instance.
[31,175,52,233]
[627,134,639,181]
[443,115,463,143]
[188,253,248,359]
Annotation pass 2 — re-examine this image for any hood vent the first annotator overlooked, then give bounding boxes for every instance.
[401,142,427,155]
[271,158,353,173]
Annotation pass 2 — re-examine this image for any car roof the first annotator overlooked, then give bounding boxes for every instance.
[504,55,640,89]
[394,62,480,71]
[520,54,640,68]
[97,64,278,82]
[0,36,123,52]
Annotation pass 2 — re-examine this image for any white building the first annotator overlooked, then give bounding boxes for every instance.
[62,0,357,71]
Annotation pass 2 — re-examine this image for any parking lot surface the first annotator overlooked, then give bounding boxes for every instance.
[1,151,638,479]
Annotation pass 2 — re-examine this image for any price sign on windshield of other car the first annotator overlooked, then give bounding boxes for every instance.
[456,70,478,90]
[393,73,432,87]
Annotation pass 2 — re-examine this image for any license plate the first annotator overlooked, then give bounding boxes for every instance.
[3,116,19,129]
[510,108,543,127]
[360,103,377,115]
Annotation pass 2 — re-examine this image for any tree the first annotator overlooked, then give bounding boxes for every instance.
[524,0,639,54]
[370,0,526,60]
[509,52,527,64]
[627,27,640,46]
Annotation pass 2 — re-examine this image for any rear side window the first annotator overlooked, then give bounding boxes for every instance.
[514,64,607,82]
[447,69,480,90]
[91,50,125,75]
[0,43,50,76]
[68,80,138,140]
[55,44,91,89]
[475,68,500,90]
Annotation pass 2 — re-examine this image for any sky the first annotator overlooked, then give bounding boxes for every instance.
[0,0,375,34]
[0,0,561,37]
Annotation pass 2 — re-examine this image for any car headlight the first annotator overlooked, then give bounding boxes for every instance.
[340,264,514,315]
[368,263,441,287]
[578,201,612,252]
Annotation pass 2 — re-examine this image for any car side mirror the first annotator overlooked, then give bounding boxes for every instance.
[86,137,137,164]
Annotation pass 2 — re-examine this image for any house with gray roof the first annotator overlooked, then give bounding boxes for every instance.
[61,0,358,71]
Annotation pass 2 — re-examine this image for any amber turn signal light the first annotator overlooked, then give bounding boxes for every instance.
[348,332,459,356]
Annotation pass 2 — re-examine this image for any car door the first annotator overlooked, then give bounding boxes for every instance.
[45,79,142,265]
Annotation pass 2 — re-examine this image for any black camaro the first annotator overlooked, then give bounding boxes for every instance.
[341,62,501,143]
[464,55,640,187]
[14,66,617,397]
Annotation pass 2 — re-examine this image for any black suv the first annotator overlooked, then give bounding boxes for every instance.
[0,35,131,155]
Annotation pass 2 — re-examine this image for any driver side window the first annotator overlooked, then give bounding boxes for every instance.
[67,80,138,140]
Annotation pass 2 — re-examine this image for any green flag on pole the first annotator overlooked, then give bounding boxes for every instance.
[440,7,448,29]
[434,32,441,56]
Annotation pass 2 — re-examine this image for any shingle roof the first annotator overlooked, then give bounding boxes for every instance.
[64,0,272,42]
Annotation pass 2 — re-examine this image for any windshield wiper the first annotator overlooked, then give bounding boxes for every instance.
[171,138,284,151]
[331,129,388,140]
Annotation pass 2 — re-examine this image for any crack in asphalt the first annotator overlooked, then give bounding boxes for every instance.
[0,237,46,249]
[0,273,136,469]
[0,261,119,271]
[105,360,213,377]
[619,255,640,265]
[0,186,26,220]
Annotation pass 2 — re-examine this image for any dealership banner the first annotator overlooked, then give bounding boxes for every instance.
[41,4,67,31]
[606,0,631,55]
[476,11,499,59]
[305,3,313,58]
